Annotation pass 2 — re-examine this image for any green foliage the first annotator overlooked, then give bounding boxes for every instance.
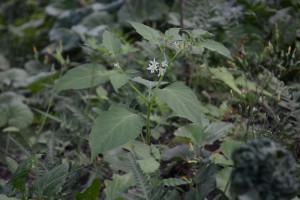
[1,1,299,199]
[54,63,109,91]
[75,179,101,200]
[216,167,232,199]
[89,105,145,158]
[104,174,134,200]
[163,178,188,186]
[5,157,18,174]
[109,71,130,92]
[32,163,69,197]
[126,153,152,200]
[118,0,166,23]
[137,157,160,174]
[210,67,242,95]
[155,82,208,126]
[11,156,34,194]
[102,30,122,56]
[174,122,233,147]
[129,21,162,44]
[0,92,33,129]
[0,102,33,129]
[200,39,233,60]
[194,163,218,200]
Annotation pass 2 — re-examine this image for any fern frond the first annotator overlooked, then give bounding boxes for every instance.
[44,133,61,169]
[45,139,55,167]
[265,73,300,138]
[126,153,151,200]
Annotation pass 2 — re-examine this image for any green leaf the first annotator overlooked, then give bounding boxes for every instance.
[150,145,160,160]
[155,82,208,126]
[191,46,204,55]
[165,28,182,41]
[86,38,110,54]
[54,63,109,91]
[109,71,130,92]
[204,122,233,144]
[33,163,69,196]
[174,124,205,144]
[89,106,145,158]
[200,39,233,60]
[123,140,152,159]
[191,29,212,37]
[163,178,188,186]
[104,174,134,200]
[194,164,218,200]
[216,167,233,199]
[129,21,162,44]
[210,153,233,166]
[235,76,272,97]
[0,102,33,129]
[127,153,151,200]
[210,67,241,95]
[174,122,232,146]
[0,68,28,88]
[6,157,18,174]
[75,179,101,200]
[102,30,122,56]
[137,157,160,174]
[220,140,243,159]
[123,141,160,173]
[12,156,34,192]
[131,76,168,89]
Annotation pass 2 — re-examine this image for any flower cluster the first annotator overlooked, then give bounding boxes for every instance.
[147,58,168,77]
[230,139,298,200]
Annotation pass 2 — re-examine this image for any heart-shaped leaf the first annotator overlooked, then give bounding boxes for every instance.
[155,82,208,126]
[89,106,145,158]
[54,63,109,91]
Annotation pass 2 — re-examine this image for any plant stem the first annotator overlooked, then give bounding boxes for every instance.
[179,0,185,29]
[168,51,181,65]
[127,80,151,144]
[145,75,165,144]
[145,102,152,145]
[129,50,182,145]
[128,81,149,103]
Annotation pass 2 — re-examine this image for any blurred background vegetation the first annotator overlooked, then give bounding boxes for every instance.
[0,0,299,199]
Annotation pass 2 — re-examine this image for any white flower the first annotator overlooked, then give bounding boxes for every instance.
[157,67,166,77]
[161,60,168,68]
[173,41,180,48]
[114,62,120,68]
[147,58,159,73]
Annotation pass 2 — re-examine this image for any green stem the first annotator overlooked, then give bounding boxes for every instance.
[128,81,149,103]
[168,51,181,65]
[145,75,165,144]
[127,80,151,144]
[146,102,152,145]
[128,50,182,145]
[144,50,181,144]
